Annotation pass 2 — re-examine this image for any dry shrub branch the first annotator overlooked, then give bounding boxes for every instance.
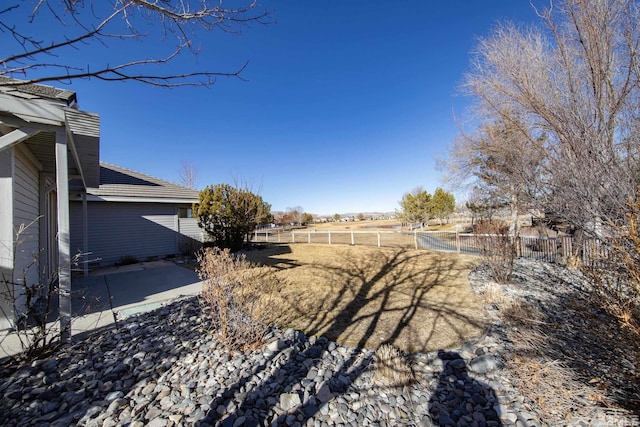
[490,290,609,420]
[479,259,639,420]
[0,220,84,359]
[197,247,277,351]
[474,221,516,283]
[582,189,640,338]
[374,343,415,387]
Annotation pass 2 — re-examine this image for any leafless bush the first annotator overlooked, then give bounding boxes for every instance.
[474,221,516,283]
[374,343,415,387]
[564,253,583,270]
[0,270,60,358]
[196,247,277,351]
[582,190,640,337]
[500,299,545,327]
[478,281,509,307]
[0,221,81,359]
[180,236,203,258]
[494,293,608,420]
[506,355,604,422]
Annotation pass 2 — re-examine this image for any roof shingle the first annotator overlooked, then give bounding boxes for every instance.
[88,163,199,201]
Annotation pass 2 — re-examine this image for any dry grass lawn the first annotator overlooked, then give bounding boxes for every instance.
[244,243,488,353]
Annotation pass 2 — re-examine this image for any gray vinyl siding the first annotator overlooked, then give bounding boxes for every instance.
[178,218,202,240]
[13,147,40,287]
[65,109,100,137]
[177,218,203,255]
[71,202,181,267]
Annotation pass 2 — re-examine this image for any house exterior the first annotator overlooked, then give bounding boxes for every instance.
[0,79,201,334]
[70,163,200,268]
[0,78,99,334]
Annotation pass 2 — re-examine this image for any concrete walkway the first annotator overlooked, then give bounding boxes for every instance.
[0,260,203,359]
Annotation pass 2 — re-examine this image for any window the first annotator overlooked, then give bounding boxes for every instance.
[178,207,193,218]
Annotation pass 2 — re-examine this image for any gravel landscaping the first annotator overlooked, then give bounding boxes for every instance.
[0,258,637,426]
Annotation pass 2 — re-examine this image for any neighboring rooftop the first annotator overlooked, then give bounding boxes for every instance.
[88,163,199,201]
[0,77,77,106]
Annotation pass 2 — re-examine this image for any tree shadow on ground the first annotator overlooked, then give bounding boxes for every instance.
[200,246,491,425]
[242,244,299,271]
[0,246,503,426]
[263,246,487,353]
[428,351,503,426]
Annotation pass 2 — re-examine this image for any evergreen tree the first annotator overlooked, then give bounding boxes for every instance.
[429,188,456,225]
[399,188,432,225]
[194,184,271,251]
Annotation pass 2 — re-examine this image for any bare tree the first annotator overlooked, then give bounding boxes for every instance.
[448,118,546,237]
[286,206,303,226]
[0,1,272,88]
[178,160,199,189]
[465,187,499,225]
[447,117,546,281]
[459,0,640,242]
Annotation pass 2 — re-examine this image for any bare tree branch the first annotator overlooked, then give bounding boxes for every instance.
[455,0,640,242]
[0,0,273,87]
[178,160,199,189]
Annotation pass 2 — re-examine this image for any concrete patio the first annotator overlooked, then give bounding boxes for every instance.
[0,260,203,359]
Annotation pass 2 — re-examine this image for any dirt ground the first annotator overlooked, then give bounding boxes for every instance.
[244,243,488,353]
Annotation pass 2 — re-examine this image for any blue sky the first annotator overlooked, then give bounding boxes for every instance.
[12,1,540,215]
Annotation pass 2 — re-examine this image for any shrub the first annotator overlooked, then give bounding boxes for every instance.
[196,247,275,351]
[0,221,82,359]
[179,236,203,258]
[0,269,61,358]
[194,184,272,252]
[582,189,640,337]
[474,220,516,283]
[374,343,415,387]
[117,255,139,266]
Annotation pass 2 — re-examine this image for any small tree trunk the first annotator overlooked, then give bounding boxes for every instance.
[508,194,520,239]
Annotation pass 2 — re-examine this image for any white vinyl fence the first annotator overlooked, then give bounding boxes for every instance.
[251,229,605,264]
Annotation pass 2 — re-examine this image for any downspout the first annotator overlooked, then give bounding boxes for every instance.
[82,191,88,277]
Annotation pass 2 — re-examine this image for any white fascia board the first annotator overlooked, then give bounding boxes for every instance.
[0,127,41,152]
[0,93,65,125]
[64,118,86,189]
[14,113,61,127]
[71,195,198,204]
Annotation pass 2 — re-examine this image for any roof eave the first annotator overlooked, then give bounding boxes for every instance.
[74,194,198,204]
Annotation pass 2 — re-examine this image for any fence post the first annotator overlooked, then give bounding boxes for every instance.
[255,229,258,241]
[328,231,332,245]
[414,231,418,249]
[278,231,281,243]
[266,232,269,243]
[377,231,381,247]
[308,232,311,244]
[351,230,355,246]
[563,236,572,260]
[292,232,295,243]
[456,232,461,253]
